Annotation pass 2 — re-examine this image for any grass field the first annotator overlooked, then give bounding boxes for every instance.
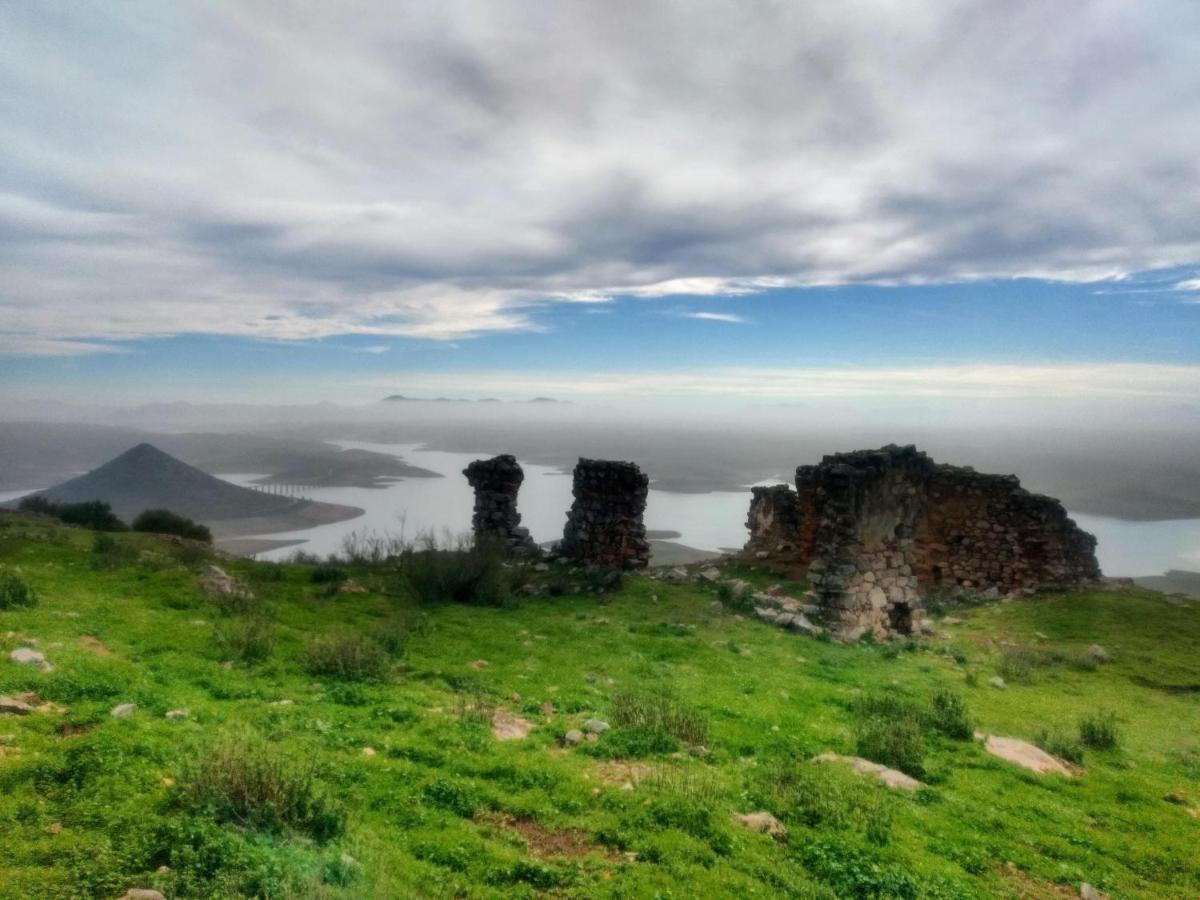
[1,511,1198,899]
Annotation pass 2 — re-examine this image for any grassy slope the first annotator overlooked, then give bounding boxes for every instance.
[0,513,1197,899]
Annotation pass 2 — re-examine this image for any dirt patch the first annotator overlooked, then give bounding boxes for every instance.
[588,761,654,787]
[77,636,116,658]
[996,862,1079,898]
[480,812,615,860]
[57,722,95,739]
[491,709,535,741]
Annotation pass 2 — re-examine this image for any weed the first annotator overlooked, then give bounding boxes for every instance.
[1079,709,1120,749]
[1034,728,1084,765]
[926,689,974,740]
[214,616,275,664]
[850,693,925,778]
[997,646,1062,683]
[752,760,894,845]
[401,533,513,606]
[609,689,709,746]
[179,733,345,840]
[0,568,36,609]
[303,633,391,681]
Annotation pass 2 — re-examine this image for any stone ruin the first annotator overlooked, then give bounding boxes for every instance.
[559,458,650,569]
[746,445,1100,641]
[462,454,536,554]
[745,484,803,557]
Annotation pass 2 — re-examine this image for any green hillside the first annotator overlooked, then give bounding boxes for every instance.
[0,511,1197,899]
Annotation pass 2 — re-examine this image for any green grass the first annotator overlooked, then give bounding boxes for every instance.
[0,511,1198,898]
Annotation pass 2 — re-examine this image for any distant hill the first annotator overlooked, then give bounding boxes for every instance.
[15,443,359,526]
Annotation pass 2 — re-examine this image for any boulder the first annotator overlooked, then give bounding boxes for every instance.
[110,703,137,719]
[9,647,52,672]
[583,718,610,734]
[564,729,584,746]
[981,734,1073,776]
[1079,884,1109,900]
[732,811,787,839]
[811,753,922,790]
[198,565,253,600]
[0,695,34,715]
[118,891,165,900]
[1084,644,1109,665]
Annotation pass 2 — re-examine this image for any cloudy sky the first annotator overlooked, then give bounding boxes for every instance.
[2,1,1199,408]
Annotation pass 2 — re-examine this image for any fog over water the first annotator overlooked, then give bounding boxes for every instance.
[217,442,1200,577]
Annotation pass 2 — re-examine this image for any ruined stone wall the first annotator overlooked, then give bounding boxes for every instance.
[463,454,536,554]
[790,445,1099,641]
[744,484,802,557]
[559,459,649,569]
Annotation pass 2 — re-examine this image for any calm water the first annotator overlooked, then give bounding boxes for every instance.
[6,445,1200,576]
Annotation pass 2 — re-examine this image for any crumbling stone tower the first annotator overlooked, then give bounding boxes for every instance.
[559,459,650,568]
[463,454,536,554]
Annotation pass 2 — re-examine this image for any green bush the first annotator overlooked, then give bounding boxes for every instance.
[180,734,344,840]
[132,507,212,542]
[310,564,348,584]
[303,633,390,680]
[89,531,138,571]
[997,646,1062,683]
[20,496,127,531]
[1079,709,1120,750]
[752,760,893,845]
[851,693,926,778]
[0,568,36,609]
[1035,728,1084,765]
[926,689,973,740]
[401,535,512,606]
[214,616,275,663]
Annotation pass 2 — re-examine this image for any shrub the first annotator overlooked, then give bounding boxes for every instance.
[752,760,893,845]
[20,496,127,531]
[850,693,925,778]
[132,508,212,542]
[310,564,347,585]
[422,777,482,817]
[997,646,1062,683]
[303,633,390,680]
[180,734,344,840]
[1034,728,1084,765]
[926,689,973,740]
[401,534,512,606]
[1079,710,1120,750]
[0,569,36,609]
[609,689,709,746]
[89,531,138,570]
[214,616,275,663]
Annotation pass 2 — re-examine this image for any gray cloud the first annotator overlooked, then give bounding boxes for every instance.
[1,0,1198,353]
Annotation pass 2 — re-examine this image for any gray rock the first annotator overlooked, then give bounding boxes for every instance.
[9,647,52,671]
[119,891,165,900]
[0,695,34,715]
[1079,883,1109,900]
[989,676,1006,689]
[699,566,721,582]
[1084,644,1109,664]
[564,729,584,746]
[110,703,137,719]
[165,708,189,720]
[583,718,610,734]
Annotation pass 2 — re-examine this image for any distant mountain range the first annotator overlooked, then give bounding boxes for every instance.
[382,395,563,403]
[13,443,361,528]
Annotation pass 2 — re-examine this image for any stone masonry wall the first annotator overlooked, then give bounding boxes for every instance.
[559,459,650,569]
[792,445,1099,641]
[744,484,802,557]
[463,454,536,554]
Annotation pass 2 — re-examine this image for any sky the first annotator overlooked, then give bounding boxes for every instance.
[2,1,1200,414]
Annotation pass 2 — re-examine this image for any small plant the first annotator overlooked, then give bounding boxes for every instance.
[851,693,925,778]
[89,531,137,570]
[926,689,973,740]
[214,616,275,663]
[132,508,213,542]
[310,564,348,585]
[1034,728,1084,765]
[752,760,893,845]
[303,633,390,680]
[609,689,709,746]
[0,569,37,609]
[401,534,513,607]
[180,733,344,840]
[997,646,1063,683]
[1079,709,1120,750]
[455,683,495,729]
